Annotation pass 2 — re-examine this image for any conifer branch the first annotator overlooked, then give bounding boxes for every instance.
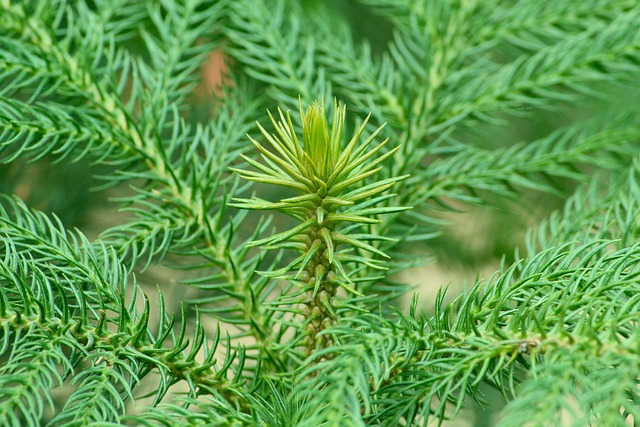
[0,197,244,424]
[231,99,408,352]
[2,0,283,369]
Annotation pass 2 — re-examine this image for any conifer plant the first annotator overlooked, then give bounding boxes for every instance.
[1,0,640,426]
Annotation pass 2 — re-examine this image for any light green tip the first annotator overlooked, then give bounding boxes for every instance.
[301,98,344,182]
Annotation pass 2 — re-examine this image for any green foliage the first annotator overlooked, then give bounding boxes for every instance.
[1,0,640,426]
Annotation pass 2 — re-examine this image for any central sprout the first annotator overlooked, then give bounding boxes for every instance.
[302,100,340,183]
[230,99,408,349]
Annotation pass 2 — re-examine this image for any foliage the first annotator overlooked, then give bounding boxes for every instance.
[1,0,640,426]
